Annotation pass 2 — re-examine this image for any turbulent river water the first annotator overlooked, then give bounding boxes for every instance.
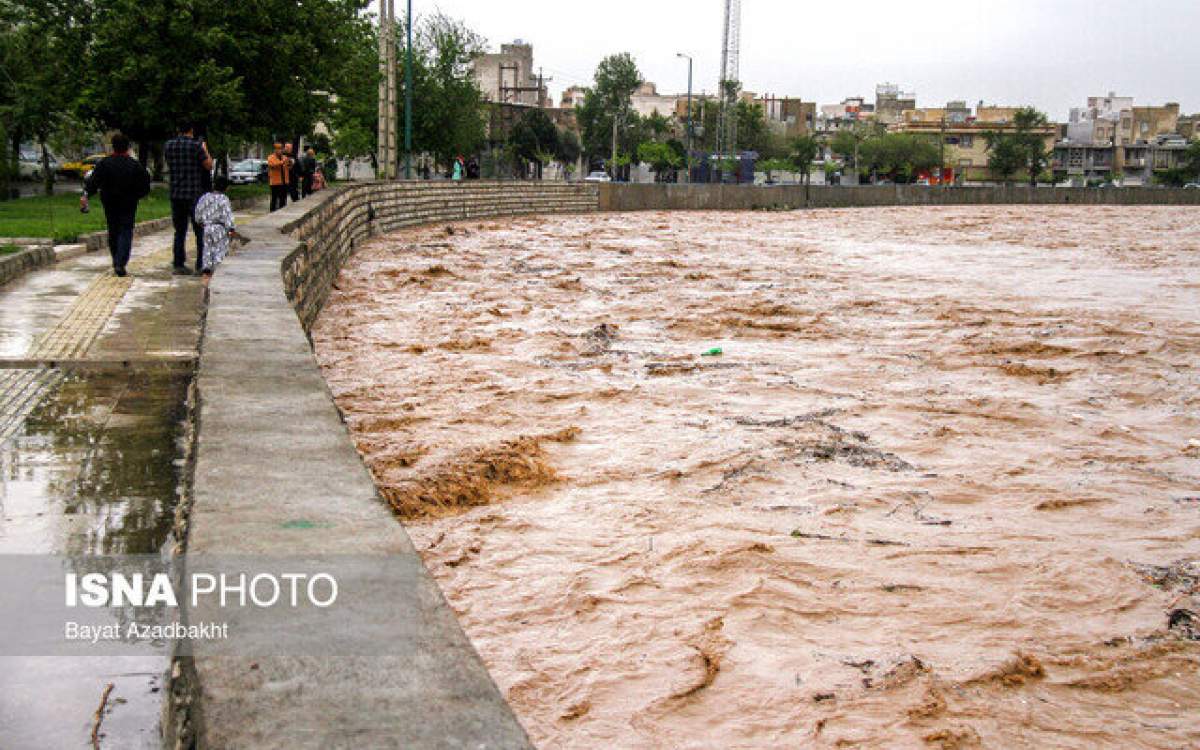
[312,206,1200,749]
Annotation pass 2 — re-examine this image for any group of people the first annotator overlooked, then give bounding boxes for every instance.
[267,141,322,212]
[82,123,328,282]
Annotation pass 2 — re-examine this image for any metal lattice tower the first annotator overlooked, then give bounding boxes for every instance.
[716,0,742,162]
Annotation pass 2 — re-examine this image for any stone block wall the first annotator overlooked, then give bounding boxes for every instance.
[599,183,1200,211]
[282,181,599,333]
[0,245,54,287]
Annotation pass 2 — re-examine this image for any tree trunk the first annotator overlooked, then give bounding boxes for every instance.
[0,128,9,202]
[152,143,165,182]
[40,141,53,196]
[10,133,20,198]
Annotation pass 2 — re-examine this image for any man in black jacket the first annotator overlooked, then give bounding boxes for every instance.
[82,133,152,277]
[301,147,318,197]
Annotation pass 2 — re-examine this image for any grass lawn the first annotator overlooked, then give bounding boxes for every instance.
[0,183,269,243]
[1,244,21,255]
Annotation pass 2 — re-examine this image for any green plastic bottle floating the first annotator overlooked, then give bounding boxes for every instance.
[701,347,724,357]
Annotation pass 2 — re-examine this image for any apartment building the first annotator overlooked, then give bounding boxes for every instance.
[892,103,1056,182]
[472,41,551,108]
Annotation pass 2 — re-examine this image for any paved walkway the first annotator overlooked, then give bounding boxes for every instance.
[0,202,263,749]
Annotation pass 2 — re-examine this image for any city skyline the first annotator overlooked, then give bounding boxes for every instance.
[375,0,1200,119]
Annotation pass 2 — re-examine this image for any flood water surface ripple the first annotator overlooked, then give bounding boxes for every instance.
[313,206,1200,749]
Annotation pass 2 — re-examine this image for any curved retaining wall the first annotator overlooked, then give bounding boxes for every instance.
[184,181,597,749]
[282,181,599,332]
[598,183,1200,211]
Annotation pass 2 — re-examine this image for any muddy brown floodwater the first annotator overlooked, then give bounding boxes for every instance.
[313,206,1200,749]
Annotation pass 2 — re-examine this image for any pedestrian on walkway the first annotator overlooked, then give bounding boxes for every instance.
[164,122,214,275]
[195,176,240,284]
[80,133,151,277]
[301,147,318,198]
[284,143,302,202]
[267,142,292,212]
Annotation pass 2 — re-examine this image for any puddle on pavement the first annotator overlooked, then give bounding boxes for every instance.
[314,206,1200,749]
[0,367,190,749]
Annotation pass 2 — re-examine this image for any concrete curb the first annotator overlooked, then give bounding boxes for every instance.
[0,244,56,288]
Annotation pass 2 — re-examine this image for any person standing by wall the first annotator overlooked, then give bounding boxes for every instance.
[267,142,292,211]
[284,143,302,202]
[301,147,318,198]
[164,122,213,275]
[80,133,151,277]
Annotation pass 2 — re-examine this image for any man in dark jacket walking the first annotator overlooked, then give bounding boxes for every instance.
[164,122,213,275]
[301,147,318,198]
[81,133,152,277]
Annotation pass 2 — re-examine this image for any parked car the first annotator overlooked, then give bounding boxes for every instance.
[1184,182,1200,189]
[584,170,612,183]
[18,146,60,180]
[230,158,267,185]
[59,154,106,180]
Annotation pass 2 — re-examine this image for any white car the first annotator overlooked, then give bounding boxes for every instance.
[1184,182,1200,189]
[229,159,266,185]
[18,147,59,180]
[584,170,612,183]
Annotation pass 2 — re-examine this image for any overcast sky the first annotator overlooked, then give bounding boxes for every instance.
[376,0,1199,120]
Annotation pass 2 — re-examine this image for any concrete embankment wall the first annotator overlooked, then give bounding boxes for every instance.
[283,181,599,332]
[599,183,1200,211]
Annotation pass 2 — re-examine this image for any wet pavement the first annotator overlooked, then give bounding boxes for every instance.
[315,206,1200,749]
[0,205,259,748]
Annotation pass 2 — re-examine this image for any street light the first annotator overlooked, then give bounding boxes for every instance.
[676,53,693,182]
[404,0,413,179]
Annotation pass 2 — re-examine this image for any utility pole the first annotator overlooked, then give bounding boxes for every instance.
[404,0,413,179]
[677,53,693,182]
[939,114,946,187]
[611,109,619,181]
[376,0,394,179]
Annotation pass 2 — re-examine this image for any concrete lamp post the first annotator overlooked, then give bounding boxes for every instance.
[677,53,693,182]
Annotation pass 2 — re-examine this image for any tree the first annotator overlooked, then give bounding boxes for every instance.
[859,132,941,182]
[556,129,581,168]
[1014,107,1052,185]
[82,0,372,175]
[510,108,559,178]
[985,134,1024,183]
[637,141,681,182]
[399,11,488,171]
[985,107,1052,185]
[789,135,820,186]
[576,53,641,175]
[757,158,791,183]
[1,0,91,194]
[829,121,882,180]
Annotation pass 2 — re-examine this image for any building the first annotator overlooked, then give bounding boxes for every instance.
[756,95,816,138]
[1057,93,1184,185]
[1178,114,1200,141]
[892,102,1057,183]
[875,83,916,125]
[472,41,551,108]
[817,97,874,133]
[561,86,587,109]
[630,82,682,120]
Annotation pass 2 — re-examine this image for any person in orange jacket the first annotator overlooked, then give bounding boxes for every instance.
[267,142,293,212]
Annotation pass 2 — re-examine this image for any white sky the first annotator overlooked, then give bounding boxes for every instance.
[376,0,1200,119]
